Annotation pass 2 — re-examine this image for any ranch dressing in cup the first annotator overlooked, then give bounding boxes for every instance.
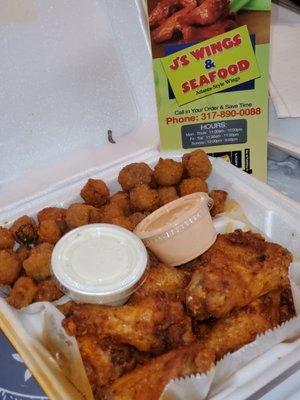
[135,193,216,266]
[51,224,148,305]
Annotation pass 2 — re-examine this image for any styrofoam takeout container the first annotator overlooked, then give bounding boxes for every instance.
[0,1,300,399]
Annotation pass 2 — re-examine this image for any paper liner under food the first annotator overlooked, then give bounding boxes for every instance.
[42,303,94,400]
[161,368,215,400]
[289,261,300,315]
[159,315,300,400]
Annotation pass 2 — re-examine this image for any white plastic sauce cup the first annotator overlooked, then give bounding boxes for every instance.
[134,193,216,266]
[51,224,148,306]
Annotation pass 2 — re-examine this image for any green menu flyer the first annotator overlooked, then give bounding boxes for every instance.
[148,0,271,181]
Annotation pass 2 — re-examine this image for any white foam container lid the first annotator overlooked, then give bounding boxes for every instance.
[0,1,300,399]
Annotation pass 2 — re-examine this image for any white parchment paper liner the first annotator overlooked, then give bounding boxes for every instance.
[289,261,300,315]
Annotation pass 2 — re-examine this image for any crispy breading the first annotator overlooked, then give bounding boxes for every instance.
[22,243,54,282]
[186,230,292,319]
[129,263,191,303]
[10,215,38,246]
[77,336,136,392]
[0,227,14,250]
[34,278,63,302]
[100,343,215,400]
[279,287,296,324]
[118,163,154,192]
[6,276,38,309]
[63,296,194,354]
[80,179,109,207]
[0,250,21,285]
[209,190,228,217]
[196,292,280,359]
[154,158,183,186]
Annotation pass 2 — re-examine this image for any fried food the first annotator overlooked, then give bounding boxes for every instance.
[10,215,38,246]
[182,149,212,180]
[23,243,54,282]
[182,18,237,42]
[0,250,21,285]
[209,189,228,217]
[102,202,126,222]
[38,219,62,245]
[109,192,131,216]
[129,263,190,303]
[154,158,183,186]
[0,227,14,250]
[63,296,194,354]
[186,230,292,320]
[181,0,230,26]
[178,177,208,196]
[118,163,154,192]
[77,336,137,392]
[279,288,296,324]
[6,276,38,309]
[107,216,135,232]
[37,207,67,233]
[149,0,197,28]
[196,293,280,359]
[80,178,110,207]
[65,204,97,230]
[152,5,196,43]
[129,185,159,213]
[128,212,149,229]
[157,186,178,206]
[100,343,215,400]
[34,278,63,302]
[15,245,30,263]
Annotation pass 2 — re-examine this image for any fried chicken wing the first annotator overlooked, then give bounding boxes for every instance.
[279,287,296,324]
[149,0,197,28]
[63,296,194,354]
[197,292,280,359]
[152,5,196,43]
[77,336,137,392]
[181,0,230,26]
[182,18,237,42]
[129,263,191,303]
[186,230,292,320]
[100,343,215,400]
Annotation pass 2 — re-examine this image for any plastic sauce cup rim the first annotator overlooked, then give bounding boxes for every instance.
[135,192,212,240]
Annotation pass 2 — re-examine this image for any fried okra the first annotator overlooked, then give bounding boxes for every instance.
[0,250,21,285]
[130,185,159,212]
[0,227,14,250]
[10,216,38,246]
[128,212,149,229]
[37,207,67,233]
[182,149,212,180]
[34,278,63,302]
[178,177,208,196]
[65,204,93,229]
[154,158,183,186]
[109,192,131,216]
[209,190,228,217]
[22,243,53,282]
[118,163,154,191]
[157,186,178,207]
[6,277,38,309]
[80,179,110,207]
[38,219,62,245]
